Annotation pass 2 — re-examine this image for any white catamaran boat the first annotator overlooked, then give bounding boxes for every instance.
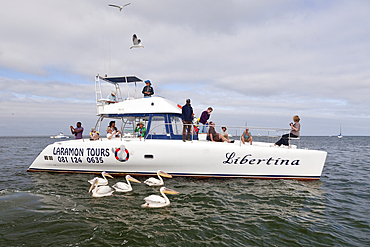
[28,75,327,180]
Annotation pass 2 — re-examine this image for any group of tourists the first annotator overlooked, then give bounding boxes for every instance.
[180,98,300,146]
[70,79,300,146]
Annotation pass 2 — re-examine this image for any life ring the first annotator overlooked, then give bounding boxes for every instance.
[112,145,129,162]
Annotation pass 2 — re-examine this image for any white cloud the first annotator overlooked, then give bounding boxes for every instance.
[0,0,370,136]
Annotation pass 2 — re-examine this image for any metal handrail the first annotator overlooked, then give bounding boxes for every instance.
[145,122,299,146]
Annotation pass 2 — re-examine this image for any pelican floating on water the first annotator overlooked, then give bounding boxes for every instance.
[144,170,172,186]
[112,175,141,192]
[89,178,114,197]
[141,187,179,208]
[130,34,144,49]
[88,171,114,186]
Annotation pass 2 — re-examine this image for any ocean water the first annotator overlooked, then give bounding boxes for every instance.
[0,136,369,246]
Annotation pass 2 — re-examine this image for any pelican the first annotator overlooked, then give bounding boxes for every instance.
[144,170,172,186]
[88,171,114,186]
[112,175,141,192]
[141,187,179,208]
[130,34,144,49]
[108,3,130,11]
[88,179,114,198]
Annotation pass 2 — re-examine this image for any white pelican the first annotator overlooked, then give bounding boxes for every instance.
[88,171,114,186]
[141,187,179,208]
[144,170,172,186]
[130,34,144,49]
[108,3,130,11]
[88,179,114,198]
[112,175,141,192]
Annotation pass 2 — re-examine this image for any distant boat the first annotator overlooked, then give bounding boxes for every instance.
[50,132,69,139]
[338,119,343,138]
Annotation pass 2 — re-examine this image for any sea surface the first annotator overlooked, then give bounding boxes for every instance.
[0,136,369,246]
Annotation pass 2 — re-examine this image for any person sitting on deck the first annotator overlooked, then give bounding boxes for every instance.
[89,127,99,141]
[221,126,229,140]
[107,128,117,140]
[107,91,118,104]
[275,115,300,146]
[241,127,252,145]
[108,121,121,137]
[135,122,146,140]
[208,122,234,143]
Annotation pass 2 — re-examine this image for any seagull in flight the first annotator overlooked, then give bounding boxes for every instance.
[108,3,130,11]
[130,34,144,49]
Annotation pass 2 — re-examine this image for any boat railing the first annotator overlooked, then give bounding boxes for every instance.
[145,122,300,148]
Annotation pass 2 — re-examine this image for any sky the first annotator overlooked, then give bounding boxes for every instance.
[1,0,370,136]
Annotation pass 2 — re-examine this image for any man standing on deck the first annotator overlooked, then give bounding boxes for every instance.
[70,122,84,139]
[142,80,154,98]
[181,99,193,142]
[199,107,213,133]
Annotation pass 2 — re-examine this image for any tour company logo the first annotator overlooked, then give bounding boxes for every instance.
[223,152,300,166]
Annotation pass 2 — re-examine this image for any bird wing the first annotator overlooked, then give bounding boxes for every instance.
[88,177,98,184]
[132,34,139,45]
[108,4,121,8]
[144,195,166,204]
[112,182,129,190]
[96,186,114,195]
[144,178,161,185]
[123,3,131,7]
[88,177,107,185]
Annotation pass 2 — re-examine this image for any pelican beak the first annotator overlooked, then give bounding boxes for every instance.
[106,173,114,179]
[159,171,172,178]
[163,187,179,195]
[128,176,141,183]
[88,181,96,193]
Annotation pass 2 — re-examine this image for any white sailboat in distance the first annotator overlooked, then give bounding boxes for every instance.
[338,119,343,138]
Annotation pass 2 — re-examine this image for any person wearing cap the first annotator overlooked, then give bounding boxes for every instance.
[181,99,193,141]
[208,122,234,143]
[135,122,146,139]
[108,91,118,104]
[242,127,252,145]
[70,122,84,139]
[89,127,99,141]
[142,80,154,98]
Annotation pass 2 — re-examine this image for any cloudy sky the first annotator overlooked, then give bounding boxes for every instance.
[1,0,369,136]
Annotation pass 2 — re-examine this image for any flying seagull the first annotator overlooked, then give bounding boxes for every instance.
[130,34,144,49]
[108,3,130,11]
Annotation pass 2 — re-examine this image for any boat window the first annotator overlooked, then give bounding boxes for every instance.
[171,116,182,135]
[150,116,167,135]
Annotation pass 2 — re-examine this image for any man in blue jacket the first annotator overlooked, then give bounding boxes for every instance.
[181,98,193,141]
[142,80,154,97]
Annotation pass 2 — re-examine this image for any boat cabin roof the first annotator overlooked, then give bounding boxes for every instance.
[99,75,142,84]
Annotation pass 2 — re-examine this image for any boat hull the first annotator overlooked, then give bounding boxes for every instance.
[28,139,327,180]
